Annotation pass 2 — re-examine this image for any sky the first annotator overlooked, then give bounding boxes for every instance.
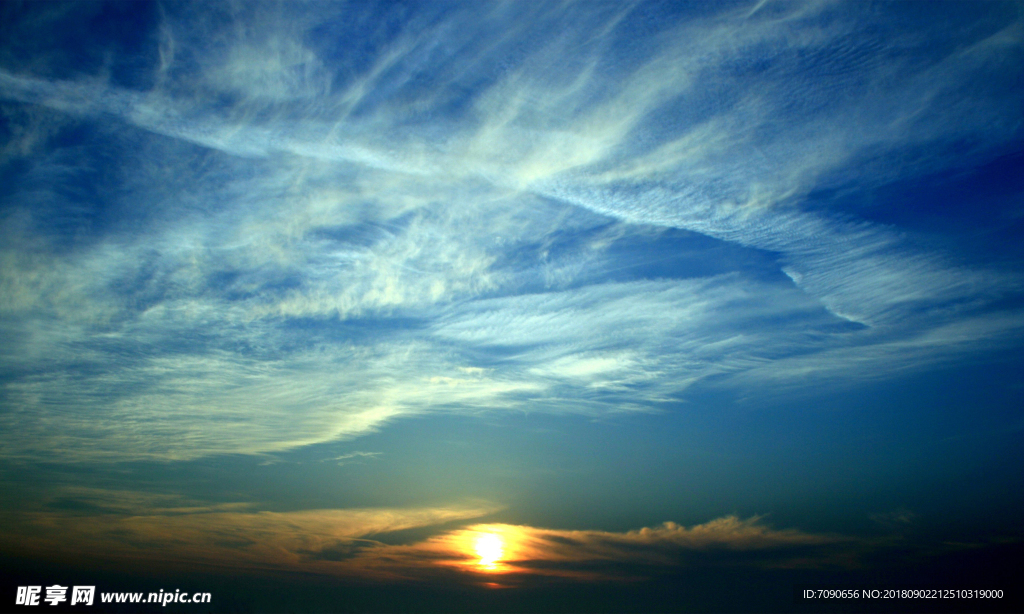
[0,1,1023,612]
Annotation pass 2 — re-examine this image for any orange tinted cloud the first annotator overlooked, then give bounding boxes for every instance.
[329,516,851,583]
[1,491,852,584]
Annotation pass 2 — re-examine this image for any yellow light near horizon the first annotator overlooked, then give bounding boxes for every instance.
[474,532,504,570]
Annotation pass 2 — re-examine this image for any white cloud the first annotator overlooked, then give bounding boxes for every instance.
[0,1,1021,462]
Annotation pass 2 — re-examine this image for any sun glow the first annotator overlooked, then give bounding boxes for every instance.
[474,532,504,570]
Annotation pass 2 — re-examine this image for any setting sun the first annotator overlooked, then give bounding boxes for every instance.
[474,533,504,569]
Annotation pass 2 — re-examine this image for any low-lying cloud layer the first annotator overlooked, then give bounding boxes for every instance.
[0,487,851,583]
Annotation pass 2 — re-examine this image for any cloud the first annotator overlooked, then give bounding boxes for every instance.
[325,451,381,465]
[1,1,1022,462]
[394,516,852,582]
[0,489,852,583]
[431,275,834,402]
[0,492,501,577]
[0,336,548,461]
[870,508,917,531]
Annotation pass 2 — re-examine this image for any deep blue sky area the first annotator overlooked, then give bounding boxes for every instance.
[1,1,1023,612]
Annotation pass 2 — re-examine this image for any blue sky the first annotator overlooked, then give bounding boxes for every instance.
[1,1,1022,611]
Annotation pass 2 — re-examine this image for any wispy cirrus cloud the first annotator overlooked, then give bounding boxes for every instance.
[1,1,1022,463]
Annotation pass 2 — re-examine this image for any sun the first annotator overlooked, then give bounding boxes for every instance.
[474,532,504,570]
